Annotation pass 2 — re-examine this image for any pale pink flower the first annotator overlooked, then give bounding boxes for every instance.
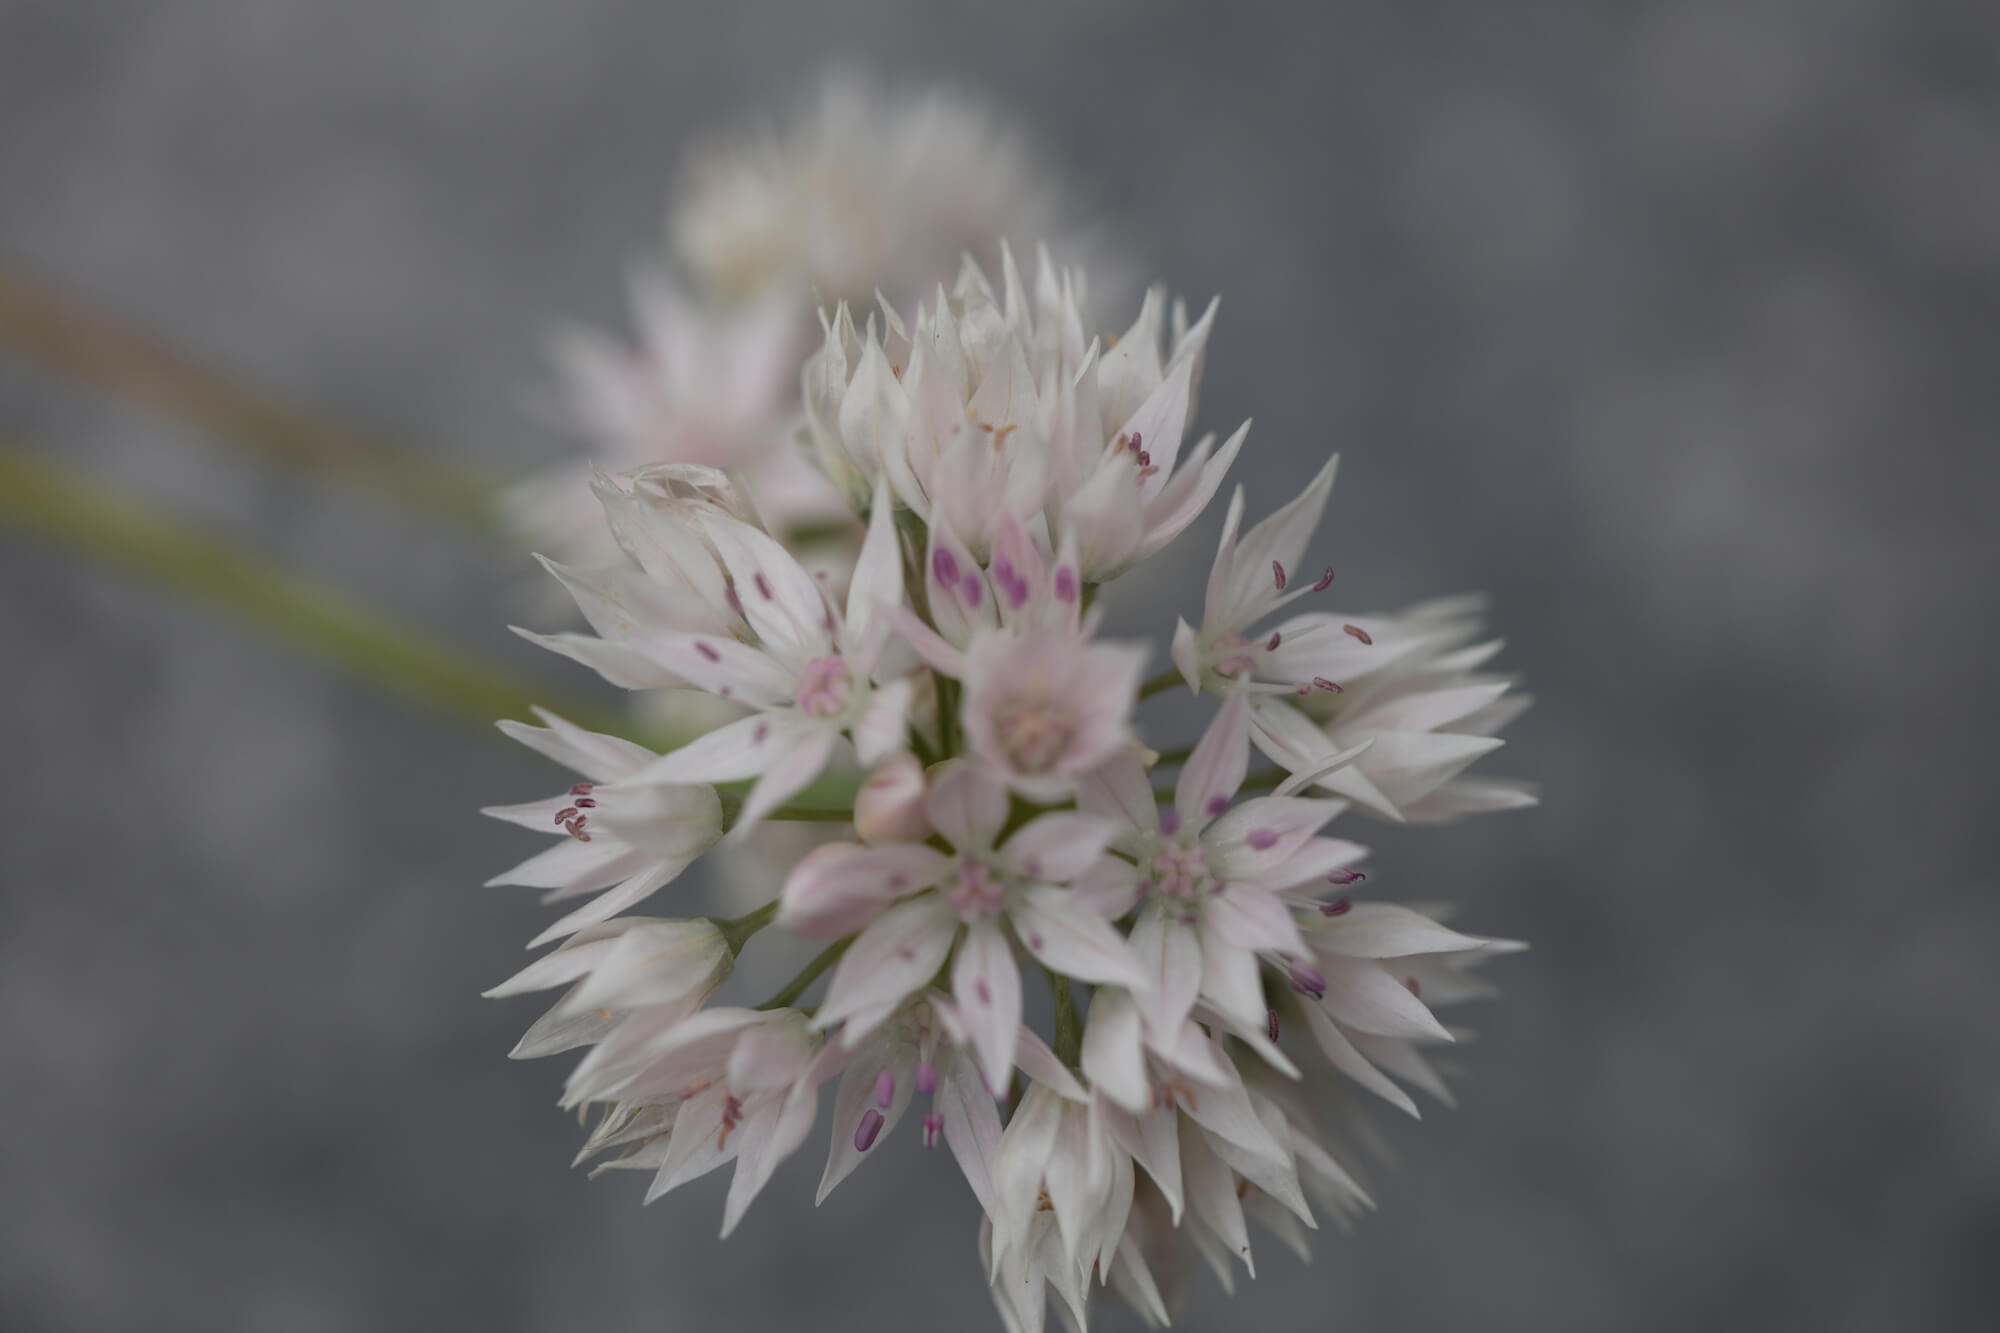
[960,624,1147,803]
[483,709,723,946]
[778,759,1147,1090]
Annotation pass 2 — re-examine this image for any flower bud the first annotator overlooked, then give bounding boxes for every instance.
[854,751,931,844]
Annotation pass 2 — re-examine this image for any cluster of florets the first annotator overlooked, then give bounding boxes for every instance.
[485,87,1532,1333]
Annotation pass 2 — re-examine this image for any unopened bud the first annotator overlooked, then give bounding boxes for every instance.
[855,751,931,845]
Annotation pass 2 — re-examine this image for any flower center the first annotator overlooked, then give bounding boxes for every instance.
[794,655,854,718]
[995,698,1072,773]
[946,858,1007,921]
[1148,840,1210,900]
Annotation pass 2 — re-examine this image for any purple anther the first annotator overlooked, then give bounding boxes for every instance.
[1266,1009,1281,1043]
[1313,677,1343,693]
[1320,895,1353,916]
[1054,567,1078,604]
[922,1112,944,1148]
[1312,567,1336,591]
[1327,868,1366,885]
[932,547,961,587]
[1288,962,1327,998]
[1343,623,1373,644]
[1265,631,1282,651]
[1271,560,1288,591]
[696,641,721,661]
[854,1108,885,1151]
[1247,828,1279,851]
[960,571,983,606]
[1159,808,1180,835]
[915,1061,938,1095]
[874,1068,896,1110]
[1206,794,1229,817]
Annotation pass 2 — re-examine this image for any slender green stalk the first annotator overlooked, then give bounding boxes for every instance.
[1137,667,1187,701]
[1045,965,1084,1067]
[1151,744,1193,767]
[0,439,621,736]
[759,937,852,1011]
[0,264,501,531]
[714,901,779,956]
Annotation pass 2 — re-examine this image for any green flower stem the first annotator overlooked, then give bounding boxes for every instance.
[1137,668,1186,701]
[0,439,622,736]
[0,264,501,532]
[1151,744,1193,767]
[713,900,779,956]
[759,937,852,1012]
[1045,964,1084,1067]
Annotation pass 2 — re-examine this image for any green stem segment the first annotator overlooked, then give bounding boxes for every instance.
[0,439,622,736]
[1137,667,1187,701]
[1045,965,1083,1067]
[714,901,779,957]
[0,264,500,531]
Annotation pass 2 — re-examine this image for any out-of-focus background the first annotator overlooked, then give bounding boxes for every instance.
[3,2,1996,1330]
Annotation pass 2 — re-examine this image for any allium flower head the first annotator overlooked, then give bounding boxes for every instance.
[483,195,1535,1328]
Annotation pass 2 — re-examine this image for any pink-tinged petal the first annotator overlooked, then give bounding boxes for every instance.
[1013,1025,1088,1102]
[1205,795,1345,879]
[1197,925,1268,1033]
[1179,1120,1254,1279]
[524,861,679,948]
[1349,1030,1456,1106]
[1347,730,1506,812]
[483,837,644,892]
[985,512,1047,627]
[816,1037,917,1203]
[998,812,1121,884]
[512,628,685,690]
[922,516,994,650]
[632,710,800,786]
[814,895,959,1039]
[854,750,933,845]
[994,1086,1066,1255]
[628,631,795,708]
[1321,958,1454,1041]
[938,1054,1005,1219]
[1309,902,1489,959]
[1222,453,1339,621]
[1207,1099,1312,1229]
[1076,749,1161,838]
[1203,883,1307,958]
[1013,885,1149,990]
[646,1086,734,1202]
[508,987,616,1059]
[1301,1002,1419,1117]
[952,920,1023,1092]
[1355,680,1514,735]
[1128,905,1202,1041]
[1297,755,1401,820]
[566,920,732,1014]
[1081,989,1149,1113]
[585,784,724,863]
[1160,1013,1235,1087]
[1105,1103,1184,1223]
[497,709,659,781]
[727,727,840,838]
[778,841,947,938]
[726,1014,817,1091]
[1395,776,1540,823]
[923,758,1009,850]
[1114,356,1195,498]
[1067,857,1143,920]
[842,477,904,671]
[884,602,968,677]
[1258,835,1370,891]
[482,924,624,997]
[696,509,835,667]
[1170,616,1203,692]
[1208,1003,1301,1079]
[1135,419,1249,564]
[851,677,912,765]
[720,1082,820,1237]
[1179,1045,1291,1171]
[1176,689,1251,832]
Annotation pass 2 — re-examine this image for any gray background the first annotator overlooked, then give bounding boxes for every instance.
[3,1,1997,1330]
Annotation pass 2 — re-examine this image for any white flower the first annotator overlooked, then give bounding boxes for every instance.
[1078,691,1364,1042]
[987,1079,1132,1331]
[1291,899,1523,1118]
[961,624,1147,803]
[525,475,913,835]
[482,709,723,945]
[778,759,1147,1090]
[564,1006,836,1236]
[483,915,733,1061]
[671,75,1066,311]
[511,273,846,565]
[803,250,1242,578]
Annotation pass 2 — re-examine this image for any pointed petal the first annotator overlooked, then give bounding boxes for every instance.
[815,895,959,1038]
[1013,886,1149,990]
[1176,689,1250,832]
[954,920,1025,1091]
[778,841,947,938]
[999,812,1121,883]
[728,727,839,837]
[924,758,1010,850]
